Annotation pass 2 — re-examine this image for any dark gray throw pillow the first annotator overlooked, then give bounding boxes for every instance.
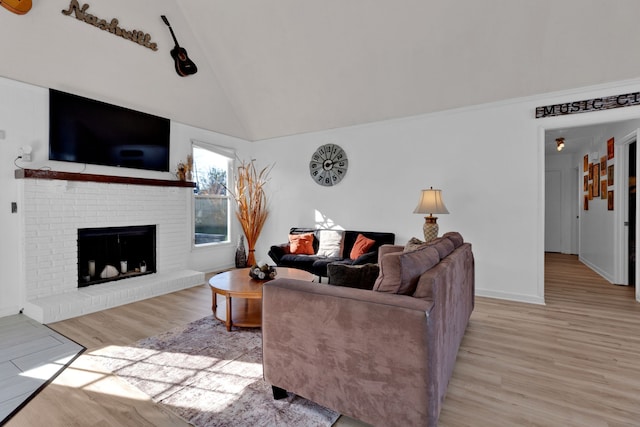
[327,263,380,290]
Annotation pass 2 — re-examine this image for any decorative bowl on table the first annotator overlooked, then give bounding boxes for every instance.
[249,262,277,281]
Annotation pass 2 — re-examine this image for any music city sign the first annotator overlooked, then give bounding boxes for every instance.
[61,0,158,51]
[536,92,640,118]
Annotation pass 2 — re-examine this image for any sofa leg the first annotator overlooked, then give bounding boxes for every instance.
[272,386,288,400]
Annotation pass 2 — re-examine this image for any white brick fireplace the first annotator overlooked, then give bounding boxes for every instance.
[18,172,204,323]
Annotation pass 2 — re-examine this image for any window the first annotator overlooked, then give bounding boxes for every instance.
[192,144,233,246]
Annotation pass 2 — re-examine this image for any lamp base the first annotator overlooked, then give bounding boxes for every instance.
[423,216,439,242]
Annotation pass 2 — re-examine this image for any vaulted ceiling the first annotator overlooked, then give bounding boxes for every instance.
[2,1,640,143]
[174,1,640,141]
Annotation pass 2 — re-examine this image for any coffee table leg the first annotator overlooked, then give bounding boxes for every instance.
[225,295,233,331]
[212,291,218,314]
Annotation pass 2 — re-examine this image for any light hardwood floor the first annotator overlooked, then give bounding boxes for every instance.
[6,254,640,426]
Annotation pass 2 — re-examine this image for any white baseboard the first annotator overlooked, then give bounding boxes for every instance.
[475,288,545,305]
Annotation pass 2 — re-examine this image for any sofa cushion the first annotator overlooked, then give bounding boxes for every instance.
[372,251,402,293]
[350,233,376,259]
[277,254,318,271]
[327,263,380,290]
[443,231,464,248]
[404,236,455,258]
[311,257,343,276]
[317,229,345,257]
[288,227,320,252]
[374,245,440,295]
[432,238,455,259]
[289,233,315,255]
[404,237,427,252]
[412,271,436,299]
[398,246,441,295]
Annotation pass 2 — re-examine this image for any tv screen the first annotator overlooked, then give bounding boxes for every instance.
[49,89,170,172]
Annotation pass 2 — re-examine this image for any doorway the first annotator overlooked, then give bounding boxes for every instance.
[544,121,640,302]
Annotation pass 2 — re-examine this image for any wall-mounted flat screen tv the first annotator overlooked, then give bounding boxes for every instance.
[49,89,171,172]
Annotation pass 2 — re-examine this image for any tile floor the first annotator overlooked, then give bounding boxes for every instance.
[0,314,84,424]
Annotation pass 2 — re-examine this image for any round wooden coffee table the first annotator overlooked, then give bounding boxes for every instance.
[209,267,314,331]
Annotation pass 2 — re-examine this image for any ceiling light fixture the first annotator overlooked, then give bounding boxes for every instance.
[556,137,565,152]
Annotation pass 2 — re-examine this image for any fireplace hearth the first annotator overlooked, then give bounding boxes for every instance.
[78,225,156,287]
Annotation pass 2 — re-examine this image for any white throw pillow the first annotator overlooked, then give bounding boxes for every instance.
[316,230,345,258]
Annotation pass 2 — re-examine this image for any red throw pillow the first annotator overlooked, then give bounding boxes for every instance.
[289,233,315,255]
[350,234,375,259]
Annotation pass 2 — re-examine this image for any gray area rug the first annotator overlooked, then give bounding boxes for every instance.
[88,316,339,426]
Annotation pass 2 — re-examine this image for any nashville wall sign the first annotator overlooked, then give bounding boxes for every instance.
[61,0,158,51]
[535,91,640,118]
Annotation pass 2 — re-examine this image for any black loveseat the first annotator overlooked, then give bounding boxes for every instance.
[268,227,395,278]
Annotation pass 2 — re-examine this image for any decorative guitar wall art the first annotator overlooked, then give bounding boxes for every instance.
[161,15,197,77]
[0,0,32,15]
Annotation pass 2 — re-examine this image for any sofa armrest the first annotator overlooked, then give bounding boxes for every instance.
[377,244,404,260]
[267,243,290,264]
[262,279,437,426]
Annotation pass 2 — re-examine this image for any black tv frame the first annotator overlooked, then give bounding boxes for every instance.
[49,89,171,172]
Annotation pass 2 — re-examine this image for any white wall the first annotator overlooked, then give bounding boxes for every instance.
[5,73,640,316]
[578,121,639,283]
[0,78,41,317]
[249,81,640,305]
[0,0,246,139]
[578,138,618,282]
[4,15,640,315]
[249,100,543,304]
[0,76,250,317]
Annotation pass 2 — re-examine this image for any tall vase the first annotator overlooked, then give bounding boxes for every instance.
[247,248,256,267]
[235,235,247,268]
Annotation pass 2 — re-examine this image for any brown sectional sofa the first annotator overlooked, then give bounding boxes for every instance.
[262,232,474,426]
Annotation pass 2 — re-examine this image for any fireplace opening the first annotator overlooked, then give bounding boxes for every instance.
[78,225,156,287]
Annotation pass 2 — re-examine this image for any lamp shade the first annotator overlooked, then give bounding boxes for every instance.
[413,188,449,215]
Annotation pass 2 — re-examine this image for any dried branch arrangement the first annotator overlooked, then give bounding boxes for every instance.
[176,154,193,181]
[231,159,273,265]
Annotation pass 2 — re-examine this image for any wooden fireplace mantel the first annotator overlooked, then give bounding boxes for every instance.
[15,168,196,188]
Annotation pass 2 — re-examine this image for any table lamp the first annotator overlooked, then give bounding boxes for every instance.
[413,187,449,242]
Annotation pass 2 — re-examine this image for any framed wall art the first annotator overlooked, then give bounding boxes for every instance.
[601,180,607,199]
[607,137,615,160]
[608,191,614,210]
[584,154,589,172]
[600,156,607,175]
[593,164,600,197]
[608,164,614,185]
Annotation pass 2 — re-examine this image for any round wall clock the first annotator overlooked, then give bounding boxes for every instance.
[309,144,348,186]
